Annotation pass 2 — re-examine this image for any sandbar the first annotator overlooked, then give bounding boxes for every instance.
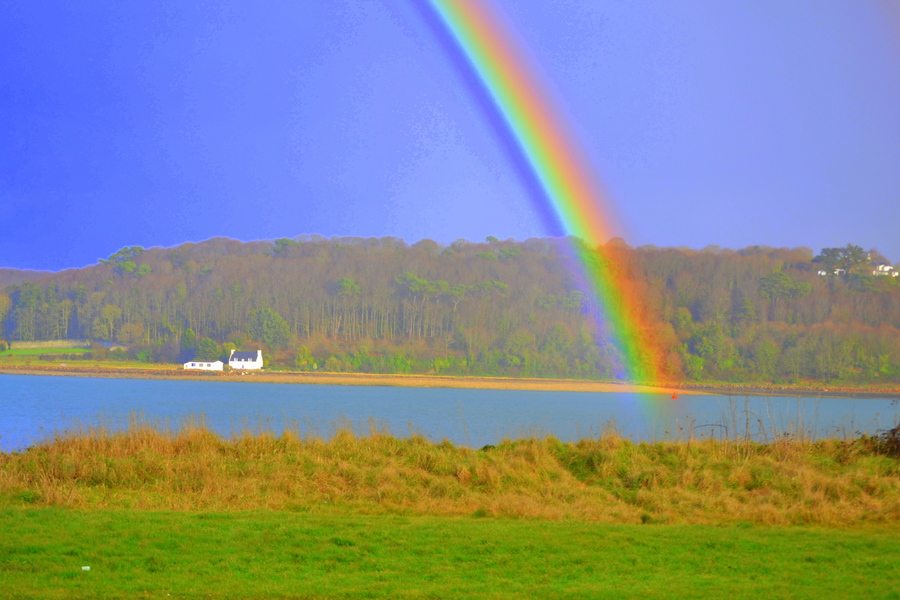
[0,363,693,395]
[3,363,900,397]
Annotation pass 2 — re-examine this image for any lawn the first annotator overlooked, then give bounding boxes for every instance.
[0,347,90,356]
[3,412,899,598]
[0,355,172,370]
[1,509,898,599]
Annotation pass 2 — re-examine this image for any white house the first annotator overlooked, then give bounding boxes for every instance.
[184,360,224,371]
[229,349,263,370]
[872,264,899,277]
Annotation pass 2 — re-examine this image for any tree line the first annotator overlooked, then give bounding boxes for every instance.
[2,236,899,383]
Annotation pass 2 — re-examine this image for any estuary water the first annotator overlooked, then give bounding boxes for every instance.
[1,374,897,452]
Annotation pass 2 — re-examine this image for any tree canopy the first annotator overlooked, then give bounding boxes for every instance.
[2,236,898,383]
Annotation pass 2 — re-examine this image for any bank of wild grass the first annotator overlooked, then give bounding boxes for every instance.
[2,417,898,525]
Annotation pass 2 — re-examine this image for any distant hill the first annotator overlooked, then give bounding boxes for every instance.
[0,268,51,288]
[1,236,899,383]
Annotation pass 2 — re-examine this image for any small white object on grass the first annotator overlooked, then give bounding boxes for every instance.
[82,566,90,571]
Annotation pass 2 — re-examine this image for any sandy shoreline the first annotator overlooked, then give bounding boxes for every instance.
[3,363,900,398]
[0,363,692,395]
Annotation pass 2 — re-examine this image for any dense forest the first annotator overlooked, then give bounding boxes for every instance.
[2,236,899,383]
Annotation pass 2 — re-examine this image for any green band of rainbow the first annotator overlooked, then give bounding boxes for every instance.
[429,0,662,382]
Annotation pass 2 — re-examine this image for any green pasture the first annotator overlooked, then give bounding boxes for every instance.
[0,355,170,370]
[0,347,89,357]
[1,509,898,599]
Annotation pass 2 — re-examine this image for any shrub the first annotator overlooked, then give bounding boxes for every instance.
[877,424,900,458]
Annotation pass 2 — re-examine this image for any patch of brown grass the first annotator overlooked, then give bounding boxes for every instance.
[1,418,898,525]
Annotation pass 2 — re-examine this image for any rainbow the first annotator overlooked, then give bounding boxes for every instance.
[426,0,666,382]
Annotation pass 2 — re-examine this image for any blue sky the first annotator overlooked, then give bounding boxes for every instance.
[2,1,898,271]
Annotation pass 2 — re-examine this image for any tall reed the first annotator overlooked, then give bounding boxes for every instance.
[1,413,898,525]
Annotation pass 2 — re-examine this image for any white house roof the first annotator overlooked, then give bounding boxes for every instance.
[230,351,260,361]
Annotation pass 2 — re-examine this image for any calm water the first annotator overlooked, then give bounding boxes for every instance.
[1,374,897,452]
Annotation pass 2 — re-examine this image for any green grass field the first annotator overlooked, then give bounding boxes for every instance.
[3,419,899,598]
[0,347,90,356]
[1,509,898,599]
[0,354,170,370]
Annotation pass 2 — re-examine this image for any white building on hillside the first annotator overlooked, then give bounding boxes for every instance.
[184,360,224,371]
[229,349,263,370]
[873,264,899,277]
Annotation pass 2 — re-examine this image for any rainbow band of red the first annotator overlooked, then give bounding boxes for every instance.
[429,0,662,382]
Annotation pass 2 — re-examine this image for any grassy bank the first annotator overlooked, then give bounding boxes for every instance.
[3,420,898,525]
[2,509,899,599]
[4,424,899,598]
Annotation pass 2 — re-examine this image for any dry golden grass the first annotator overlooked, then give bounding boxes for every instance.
[2,417,898,525]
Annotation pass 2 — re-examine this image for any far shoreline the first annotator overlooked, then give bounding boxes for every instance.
[3,363,900,398]
[0,363,687,395]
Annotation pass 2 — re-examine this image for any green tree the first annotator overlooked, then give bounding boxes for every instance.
[759,271,794,305]
[100,246,144,265]
[0,293,11,338]
[195,338,221,361]
[688,324,736,377]
[758,270,811,318]
[273,238,302,257]
[116,261,136,275]
[813,244,868,276]
[324,355,344,372]
[672,306,693,335]
[335,277,361,296]
[180,328,197,361]
[248,308,291,349]
[294,345,315,370]
[752,336,781,381]
[678,344,705,379]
